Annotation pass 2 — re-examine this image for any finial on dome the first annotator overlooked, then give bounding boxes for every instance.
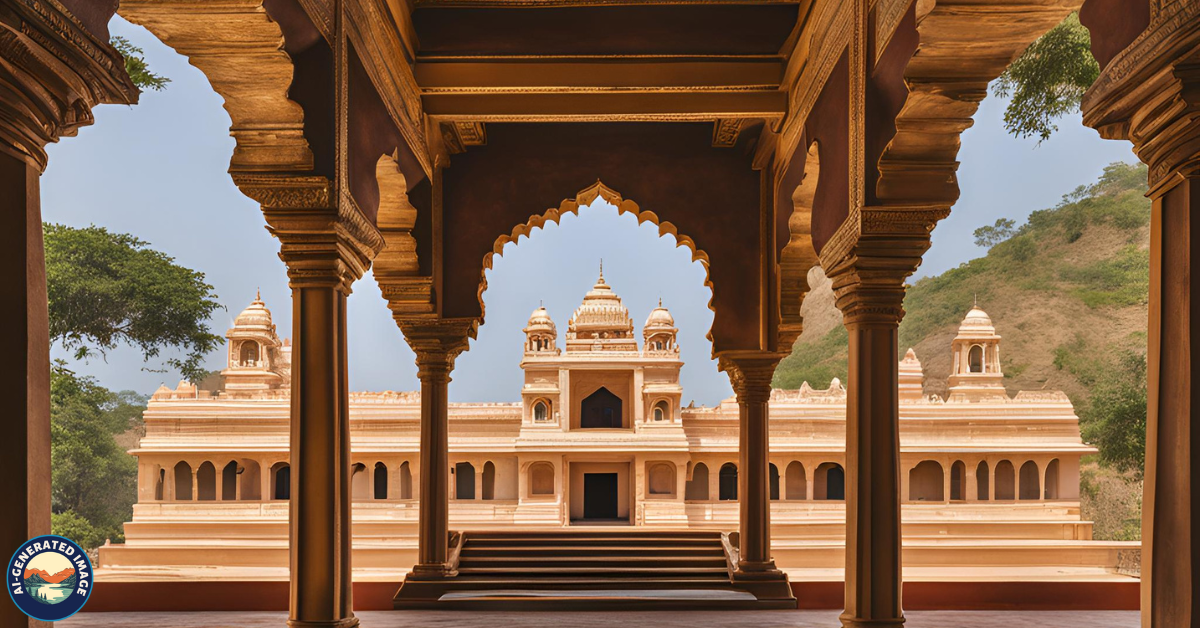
[658,297,662,307]
[599,259,604,279]
[256,288,261,302]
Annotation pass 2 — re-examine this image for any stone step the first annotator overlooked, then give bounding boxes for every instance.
[455,566,732,578]
[461,545,726,558]
[458,556,729,569]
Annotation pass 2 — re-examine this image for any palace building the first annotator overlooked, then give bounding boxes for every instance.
[97,277,1134,586]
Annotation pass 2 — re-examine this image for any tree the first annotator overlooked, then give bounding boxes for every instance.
[1080,351,1148,478]
[973,218,1017,248]
[44,224,223,383]
[111,36,169,91]
[993,12,1099,141]
[50,364,146,550]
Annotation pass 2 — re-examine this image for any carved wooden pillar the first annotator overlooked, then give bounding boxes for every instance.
[821,205,945,628]
[238,174,382,628]
[720,353,793,602]
[397,319,473,579]
[1079,6,1200,622]
[0,6,134,628]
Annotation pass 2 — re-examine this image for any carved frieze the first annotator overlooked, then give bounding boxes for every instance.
[712,119,744,147]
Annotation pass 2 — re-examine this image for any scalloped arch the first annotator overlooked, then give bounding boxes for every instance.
[779,141,821,350]
[477,180,719,356]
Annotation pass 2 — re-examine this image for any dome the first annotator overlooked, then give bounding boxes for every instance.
[233,291,274,331]
[958,305,996,334]
[567,266,633,336]
[644,299,675,329]
[524,305,556,334]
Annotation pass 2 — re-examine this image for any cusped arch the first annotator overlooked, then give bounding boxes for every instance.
[778,141,822,348]
[119,0,314,173]
[477,181,718,353]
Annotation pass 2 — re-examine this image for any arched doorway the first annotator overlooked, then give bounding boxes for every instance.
[580,387,622,429]
[685,463,709,501]
[718,463,738,501]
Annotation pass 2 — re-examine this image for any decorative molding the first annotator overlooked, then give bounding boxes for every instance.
[712,118,744,147]
[373,152,434,316]
[777,0,852,167]
[121,0,314,173]
[440,120,487,154]
[875,0,911,66]
[396,318,477,381]
[0,0,136,169]
[778,141,821,351]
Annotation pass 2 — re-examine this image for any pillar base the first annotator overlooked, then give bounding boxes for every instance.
[287,617,359,628]
[731,564,794,603]
[408,563,457,580]
[839,614,905,628]
[734,560,781,576]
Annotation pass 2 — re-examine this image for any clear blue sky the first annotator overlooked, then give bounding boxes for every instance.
[42,17,1134,405]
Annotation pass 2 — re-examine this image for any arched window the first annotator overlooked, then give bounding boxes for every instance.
[1019,461,1040,500]
[240,341,260,366]
[968,345,984,373]
[950,460,966,501]
[351,463,369,500]
[581,387,622,428]
[653,400,669,422]
[718,463,738,501]
[455,462,476,500]
[1045,459,1060,499]
[399,461,413,500]
[815,463,845,500]
[196,462,217,501]
[769,463,780,501]
[685,462,709,501]
[785,462,806,500]
[271,462,290,500]
[482,461,496,500]
[995,460,1016,500]
[240,460,261,500]
[648,463,675,496]
[174,461,193,501]
[222,461,238,501]
[155,467,165,501]
[976,461,990,501]
[374,462,389,500]
[530,462,555,496]
[908,460,945,502]
[533,401,549,422]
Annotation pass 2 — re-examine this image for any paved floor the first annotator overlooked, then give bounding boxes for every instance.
[63,610,1140,627]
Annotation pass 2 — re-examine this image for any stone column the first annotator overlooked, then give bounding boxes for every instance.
[398,320,473,579]
[0,9,134,627]
[820,204,945,628]
[720,353,792,600]
[238,174,382,628]
[966,464,978,502]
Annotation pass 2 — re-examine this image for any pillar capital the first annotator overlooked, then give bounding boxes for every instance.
[719,352,785,405]
[234,174,384,295]
[0,1,137,170]
[397,318,476,381]
[819,205,948,328]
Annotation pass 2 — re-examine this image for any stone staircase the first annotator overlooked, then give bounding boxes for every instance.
[393,529,796,609]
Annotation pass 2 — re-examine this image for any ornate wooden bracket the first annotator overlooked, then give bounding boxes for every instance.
[396,318,477,381]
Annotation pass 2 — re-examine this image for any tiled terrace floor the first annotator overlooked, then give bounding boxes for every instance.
[62,610,1139,627]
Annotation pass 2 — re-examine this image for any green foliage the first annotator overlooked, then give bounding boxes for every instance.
[50,364,145,550]
[1079,465,1142,541]
[1063,245,1150,308]
[44,223,223,383]
[993,12,1099,141]
[1080,351,1148,478]
[111,36,170,92]
[773,325,849,390]
[973,218,1017,248]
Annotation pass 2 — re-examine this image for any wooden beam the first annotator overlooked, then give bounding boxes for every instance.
[415,58,783,91]
[422,90,787,120]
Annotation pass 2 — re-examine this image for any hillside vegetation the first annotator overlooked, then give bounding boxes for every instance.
[775,162,1150,540]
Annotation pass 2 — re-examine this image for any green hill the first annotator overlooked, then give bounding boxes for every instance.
[776,161,1149,402]
[774,162,1150,542]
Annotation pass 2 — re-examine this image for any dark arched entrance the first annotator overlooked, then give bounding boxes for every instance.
[580,387,622,428]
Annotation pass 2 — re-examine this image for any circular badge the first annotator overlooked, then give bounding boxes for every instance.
[7,535,93,621]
